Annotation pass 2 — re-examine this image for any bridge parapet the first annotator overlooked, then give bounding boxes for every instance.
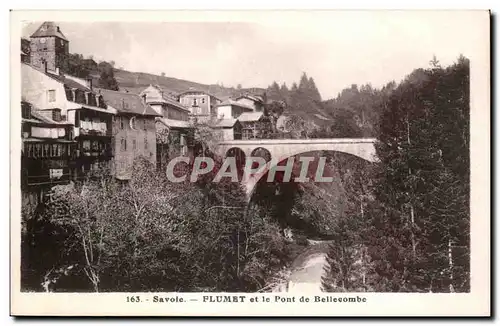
[216,138,378,163]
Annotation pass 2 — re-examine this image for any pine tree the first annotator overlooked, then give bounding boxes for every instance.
[267,81,281,101]
[308,76,322,102]
[370,56,470,292]
[298,72,309,91]
[280,83,290,103]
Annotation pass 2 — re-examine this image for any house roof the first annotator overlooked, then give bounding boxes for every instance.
[178,89,221,101]
[237,112,264,122]
[96,88,160,116]
[155,117,192,129]
[141,85,190,112]
[211,118,239,128]
[62,76,92,92]
[236,94,264,103]
[216,99,254,111]
[32,66,91,92]
[30,22,68,41]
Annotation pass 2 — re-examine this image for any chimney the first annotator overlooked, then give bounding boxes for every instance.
[86,78,93,90]
[141,94,147,103]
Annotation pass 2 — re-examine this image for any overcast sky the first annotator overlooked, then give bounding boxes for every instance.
[21,11,487,99]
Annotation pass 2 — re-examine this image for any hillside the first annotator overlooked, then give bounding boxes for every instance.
[89,68,266,100]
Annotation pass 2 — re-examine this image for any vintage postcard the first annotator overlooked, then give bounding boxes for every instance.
[10,10,490,317]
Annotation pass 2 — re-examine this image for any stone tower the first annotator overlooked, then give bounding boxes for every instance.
[29,22,69,72]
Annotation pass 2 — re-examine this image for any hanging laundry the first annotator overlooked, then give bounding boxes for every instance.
[58,128,66,138]
[31,126,51,138]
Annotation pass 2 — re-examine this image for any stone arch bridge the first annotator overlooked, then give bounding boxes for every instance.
[215,138,378,198]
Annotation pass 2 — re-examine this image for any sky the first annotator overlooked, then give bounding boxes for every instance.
[21,11,488,99]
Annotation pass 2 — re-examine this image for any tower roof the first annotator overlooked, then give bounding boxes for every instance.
[30,22,68,41]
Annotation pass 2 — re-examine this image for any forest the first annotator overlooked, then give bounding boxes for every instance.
[21,55,470,293]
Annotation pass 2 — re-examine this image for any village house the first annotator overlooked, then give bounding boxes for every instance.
[22,62,116,177]
[21,100,76,206]
[234,94,266,112]
[140,84,191,121]
[178,89,222,123]
[97,88,160,180]
[237,112,273,140]
[139,84,194,171]
[215,99,254,120]
[209,118,242,141]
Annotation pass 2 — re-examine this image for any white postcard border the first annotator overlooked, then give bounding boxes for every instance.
[9,9,491,317]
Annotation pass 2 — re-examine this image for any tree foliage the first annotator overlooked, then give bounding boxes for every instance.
[97,61,119,91]
[366,55,470,292]
[22,151,289,292]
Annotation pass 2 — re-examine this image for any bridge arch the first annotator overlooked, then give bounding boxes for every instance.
[225,147,247,174]
[246,149,376,202]
[250,147,272,162]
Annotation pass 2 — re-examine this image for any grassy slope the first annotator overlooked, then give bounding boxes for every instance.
[90,68,266,100]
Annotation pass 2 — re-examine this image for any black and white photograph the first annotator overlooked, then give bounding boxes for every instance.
[10,9,490,317]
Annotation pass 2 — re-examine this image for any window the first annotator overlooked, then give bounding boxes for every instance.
[132,139,137,151]
[242,129,253,140]
[143,118,147,131]
[120,138,127,151]
[88,94,97,107]
[98,95,106,109]
[144,136,148,150]
[202,98,205,104]
[75,89,86,104]
[47,90,56,103]
[52,109,61,121]
[119,117,124,129]
[193,98,197,106]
